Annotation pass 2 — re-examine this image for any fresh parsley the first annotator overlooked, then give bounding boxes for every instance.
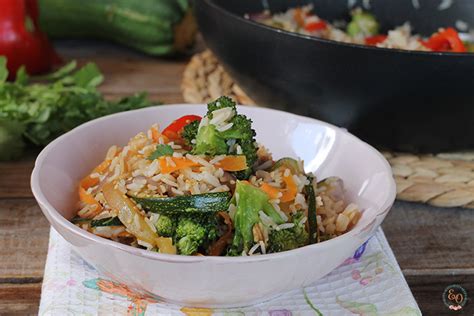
[148,144,174,160]
[0,57,156,160]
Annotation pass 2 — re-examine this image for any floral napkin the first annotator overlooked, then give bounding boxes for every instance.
[39,228,420,315]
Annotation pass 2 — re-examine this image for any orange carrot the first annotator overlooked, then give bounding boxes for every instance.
[215,155,247,171]
[151,126,160,142]
[80,159,111,189]
[78,186,102,215]
[280,173,298,203]
[294,8,305,28]
[159,157,199,174]
[260,183,281,199]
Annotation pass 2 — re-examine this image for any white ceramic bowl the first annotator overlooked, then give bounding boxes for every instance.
[31,104,395,308]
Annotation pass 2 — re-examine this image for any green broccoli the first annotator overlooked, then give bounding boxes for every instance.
[181,119,199,146]
[154,214,176,237]
[182,96,258,179]
[347,9,379,37]
[228,181,286,255]
[268,211,309,253]
[174,215,219,255]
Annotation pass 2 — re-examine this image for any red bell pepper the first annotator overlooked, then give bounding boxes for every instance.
[305,20,327,32]
[365,35,388,46]
[422,27,466,53]
[0,0,59,79]
[162,115,201,142]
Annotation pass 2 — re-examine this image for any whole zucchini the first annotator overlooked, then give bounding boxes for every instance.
[39,0,197,56]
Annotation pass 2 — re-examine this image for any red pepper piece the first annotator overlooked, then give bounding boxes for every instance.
[305,20,327,32]
[365,35,388,46]
[162,115,202,142]
[0,0,59,79]
[422,27,467,53]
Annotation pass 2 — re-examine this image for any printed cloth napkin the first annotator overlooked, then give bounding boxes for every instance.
[39,228,420,315]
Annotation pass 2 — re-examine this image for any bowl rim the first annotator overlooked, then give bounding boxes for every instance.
[199,0,474,58]
[31,104,396,263]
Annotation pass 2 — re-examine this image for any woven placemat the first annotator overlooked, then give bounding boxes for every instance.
[181,50,474,209]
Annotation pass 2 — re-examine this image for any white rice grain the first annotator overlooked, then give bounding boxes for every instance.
[277,223,295,230]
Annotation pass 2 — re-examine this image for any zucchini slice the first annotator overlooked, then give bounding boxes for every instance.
[131,192,231,216]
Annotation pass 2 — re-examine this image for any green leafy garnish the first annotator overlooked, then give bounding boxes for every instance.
[148,144,174,160]
[0,58,156,160]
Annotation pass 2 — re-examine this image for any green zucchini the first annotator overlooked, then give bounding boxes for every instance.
[91,217,123,227]
[131,192,231,216]
[271,157,304,174]
[39,0,197,56]
[304,179,318,244]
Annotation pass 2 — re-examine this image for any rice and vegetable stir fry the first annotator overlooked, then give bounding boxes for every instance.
[247,5,473,53]
[72,96,361,256]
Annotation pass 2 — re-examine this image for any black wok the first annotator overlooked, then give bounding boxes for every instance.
[195,0,474,152]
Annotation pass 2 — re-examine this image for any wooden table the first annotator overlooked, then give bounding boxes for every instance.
[1,41,472,315]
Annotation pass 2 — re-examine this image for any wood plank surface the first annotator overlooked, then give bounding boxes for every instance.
[0,40,473,315]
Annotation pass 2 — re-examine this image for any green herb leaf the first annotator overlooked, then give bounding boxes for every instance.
[72,62,104,88]
[15,66,29,85]
[35,60,77,81]
[148,144,174,160]
[0,57,8,83]
[0,119,26,160]
[0,57,154,161]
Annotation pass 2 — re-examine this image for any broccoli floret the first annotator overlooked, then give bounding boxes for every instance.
[347,9,379,37]
[181,119,199,146]
[184,96,258,180]
[154,215,176,237]
[176,217,207,240]
[268,211,309,253]
[174,215,219,255]
[228,181,285,255]
[177,236,200,255]
[194,124,228,155]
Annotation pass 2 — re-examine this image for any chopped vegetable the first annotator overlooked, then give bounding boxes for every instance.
[305,20,327,32]
[91,217,122,227]
[305,178,318,244]
[80,159,111,189]
[280,172,298,203]
[148,144,174,160]
[184,96,258,179]
[215,155,247,172]
[365,35,388,46]
[229,181,285,254]
[78,186,103,216]
[154,214,176,237]
[158,157,198,174]
[162,115,201,142]
[131,192,231,216]
[347,9,379,37]
[422,27,467,52]
[271,158,304,174]
[268,211,309,252]
[208,211,233,256]
[102,182,176,254]
[260,183,281,200]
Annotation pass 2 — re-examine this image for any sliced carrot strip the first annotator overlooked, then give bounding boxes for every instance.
[159,157,199,174]
[293,8,305,28]
[215,155,247,171]
[80,159,111,189]
[78,186,102,215]
[280,173,298,203]
[260,183,281,200]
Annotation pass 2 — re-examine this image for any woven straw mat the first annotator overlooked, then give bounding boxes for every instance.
[181,50,474,209]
